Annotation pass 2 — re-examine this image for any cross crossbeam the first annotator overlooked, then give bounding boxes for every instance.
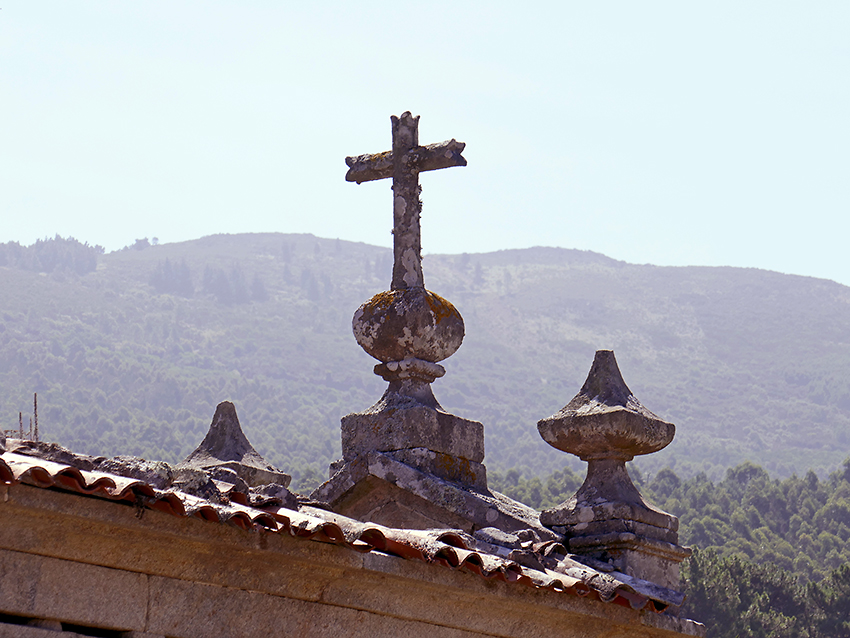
[345,112,466,290]
[345,139,467,184]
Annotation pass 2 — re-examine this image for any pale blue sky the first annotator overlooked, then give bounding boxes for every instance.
[2,2,848,284]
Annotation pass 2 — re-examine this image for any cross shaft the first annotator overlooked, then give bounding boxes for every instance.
[345,112,466,290]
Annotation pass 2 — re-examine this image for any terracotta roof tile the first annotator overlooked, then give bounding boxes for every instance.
[0,450,683,612]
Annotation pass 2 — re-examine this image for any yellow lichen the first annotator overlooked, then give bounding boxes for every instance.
[363,290,398,314]
[425,290,461,323]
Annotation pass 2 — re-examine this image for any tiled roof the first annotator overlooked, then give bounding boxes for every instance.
[0,448,683,613]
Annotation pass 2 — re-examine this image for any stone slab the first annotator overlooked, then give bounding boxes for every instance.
[148,573,485,638]
[0,549,148,631]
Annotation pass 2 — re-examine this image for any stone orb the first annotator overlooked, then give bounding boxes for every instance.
[352,288,464,363]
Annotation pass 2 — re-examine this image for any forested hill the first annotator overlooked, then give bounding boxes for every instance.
[2,233,850,488]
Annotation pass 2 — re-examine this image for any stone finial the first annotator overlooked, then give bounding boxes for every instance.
[537,351,690,590]
[179,401,291,489]
[348,112,466,393]
[315,114,498,527]
[538,350,674,461]
[321,113,483,489]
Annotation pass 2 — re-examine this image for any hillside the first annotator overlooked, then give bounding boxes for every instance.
[1,233,849,488]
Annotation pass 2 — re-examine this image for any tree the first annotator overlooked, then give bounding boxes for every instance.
[149,259,194,298]
[809,564,850,637]
[0,235,103,275]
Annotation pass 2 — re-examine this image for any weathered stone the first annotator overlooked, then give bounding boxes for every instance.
[353,288,464,364]
[179,401,291,489]
[314,450,554,538]
[171,467,224,503]
[345,138,467,185]
[386,448,487,489]
[567,533,690,588]
[537,350,674,460]
[345,112,466,292]
[540,459,676,530]
[330,114,567,536]
[341,391,485,464]
[537,350,690,590]
[6,439,104,472]
[249,482,299,509]
[96,456,174,490]
[0,548,148,630]
[472,527,521,550]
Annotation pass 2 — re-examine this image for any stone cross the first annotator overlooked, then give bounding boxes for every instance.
[345,112,466,290]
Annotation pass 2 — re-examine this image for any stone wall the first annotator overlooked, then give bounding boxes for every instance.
[0,484,701,638]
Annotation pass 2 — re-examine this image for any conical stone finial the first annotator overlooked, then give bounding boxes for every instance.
[538,350,674,461]
[537,351,689,590]
[179,401,290,488]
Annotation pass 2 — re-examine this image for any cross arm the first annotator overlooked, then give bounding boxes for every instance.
[345,139,467,184]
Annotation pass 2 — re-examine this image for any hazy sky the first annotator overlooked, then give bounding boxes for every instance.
[2,2,849,284]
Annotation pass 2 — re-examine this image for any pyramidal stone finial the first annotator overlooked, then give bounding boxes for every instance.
[537,351,690,590]
[179,401,290,489]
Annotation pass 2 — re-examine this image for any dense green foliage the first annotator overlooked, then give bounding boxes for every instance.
[683,551,850,638]
[650,461,850,582]
[494,460,850,583]
[494,460,850,636]
[2,232,850,490]
[663,461,850,636]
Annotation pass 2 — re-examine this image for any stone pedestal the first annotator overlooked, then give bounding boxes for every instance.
[313,309,549,535]
[313,447,548,536]
[339,382,486,488]
[540,458,690,586]
[314,380,551,535]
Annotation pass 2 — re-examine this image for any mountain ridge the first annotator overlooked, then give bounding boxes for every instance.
[1,232,848,489]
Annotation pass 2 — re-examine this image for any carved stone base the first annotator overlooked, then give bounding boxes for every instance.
[313,450,554,537]
[561,532,691,590]
[541,459,690,590]
[341,385,485,464]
